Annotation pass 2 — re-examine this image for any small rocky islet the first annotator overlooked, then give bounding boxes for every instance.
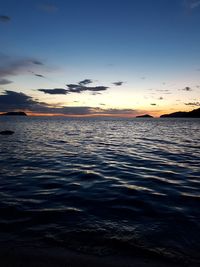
[0,111,27,116]
[0,112,27,135]
[136,114,154,118]
[0,130,15,135]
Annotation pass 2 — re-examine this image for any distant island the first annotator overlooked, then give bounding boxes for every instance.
[0,112,27,116]
[160,107,200,118]
[136,114,153,118]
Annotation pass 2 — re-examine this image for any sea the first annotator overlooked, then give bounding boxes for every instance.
[0,116,200,265]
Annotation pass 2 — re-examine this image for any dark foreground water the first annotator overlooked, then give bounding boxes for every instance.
[0,117,200,264]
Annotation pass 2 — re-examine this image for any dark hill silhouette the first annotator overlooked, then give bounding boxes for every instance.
[136,114,153,118]
[0,112,27,116]
[160,107,200,118]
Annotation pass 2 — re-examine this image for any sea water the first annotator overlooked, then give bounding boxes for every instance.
[0,116,200,263]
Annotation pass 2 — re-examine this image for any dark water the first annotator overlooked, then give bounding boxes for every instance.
[0,117,200,263]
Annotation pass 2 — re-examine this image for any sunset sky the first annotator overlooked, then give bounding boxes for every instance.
[0,0,200,117]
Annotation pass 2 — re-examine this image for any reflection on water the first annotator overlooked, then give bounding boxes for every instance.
[0,117,200,263]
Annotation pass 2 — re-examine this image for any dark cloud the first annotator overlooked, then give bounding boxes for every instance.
[30,60,43,65]
[0,90,44,111]
[59,106,93,115]
[0,56,44,79]
[0,79,13,85]
[191,1,200,8]
[66,83,109,94]
[38,88,68,94]
[85,86,108,92]
[0,15,10,22]
[66,84,81,92]
[156,89,169,92]
[159,97,164,100]
[185,102,200,106]
[182,86,192,91]
[79,79,93,85]
[0,90,139,116]
[34,73,45,78]
[184,0,200,9]
[113,81,124,86]
[151,103,157,106]
[91,92,102,96]
[43,106,137,116]
[39,4,58,12]
[98,108,137,115]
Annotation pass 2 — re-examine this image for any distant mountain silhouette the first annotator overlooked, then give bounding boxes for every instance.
[136,114,153,118]
[160,107,200,118]
[0,112,27,116]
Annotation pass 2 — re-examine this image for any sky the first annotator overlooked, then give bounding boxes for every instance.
[0,0,200,117]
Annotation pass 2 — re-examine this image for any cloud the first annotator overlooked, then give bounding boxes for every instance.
[0,90,45,111]
[39,84,108,95]
[0,55,44,79]
[185,102,200,106]
[38,88,68,94]
[113,81,124,86]
[66,82,109,94]
[30,60,43,65]
[184,0,200,11]
[0,90,140,116]
[29,70,45,78]
[0,15,10,23]
[0,79,13,85]
[151,103,157,106]
[99,108,136,115]
[39,4,58,12]
[159,97,164,100]
[79,79,93,85]
[182,86,192,91]
[34,73,45,78]
[186,0,200,9]
[58,106,93,115]
[91,92,102,95]
[57,107,138,116]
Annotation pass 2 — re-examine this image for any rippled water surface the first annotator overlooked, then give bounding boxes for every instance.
[0,117,200,263]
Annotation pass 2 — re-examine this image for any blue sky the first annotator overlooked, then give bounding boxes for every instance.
[0,0,200,116]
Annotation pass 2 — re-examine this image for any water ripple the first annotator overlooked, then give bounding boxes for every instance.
[0,117,200,264]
